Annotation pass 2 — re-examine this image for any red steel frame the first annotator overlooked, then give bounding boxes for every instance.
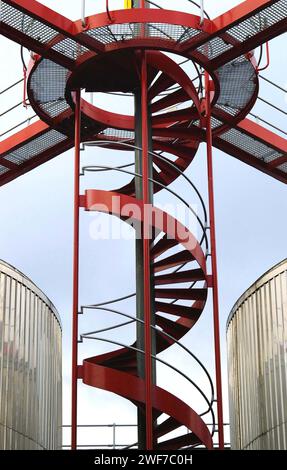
[140,0,153,450]
[71,90,81,450]
[141,50,153,450]
[205,72,224,450]
[1,0,287,452]
[1,3,287,185]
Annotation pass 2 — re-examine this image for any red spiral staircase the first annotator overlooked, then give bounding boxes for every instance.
[79,190,211,450]
[1,0,287,450]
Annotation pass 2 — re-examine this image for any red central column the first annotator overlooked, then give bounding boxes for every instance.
[134,0,154,451]
[141,49,153,451]
[141,0,153,450]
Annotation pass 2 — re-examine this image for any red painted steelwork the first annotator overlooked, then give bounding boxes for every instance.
[213,118,287,184]
[80,189,211,448]
[3,0,74,32]
[71,90,81,450]
[206,0,287,68]
[140,0,153,450]
[1,0,287,452]
[0,120,74,186]
[7,2,286,187]
[257,42,270,72]
[141,50,154,450]
[238,118,287,154]
[205,72,224,450]
[0,119,49,155]
[212,0,276,31]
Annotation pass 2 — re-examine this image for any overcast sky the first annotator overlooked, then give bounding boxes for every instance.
[0,1,286,448]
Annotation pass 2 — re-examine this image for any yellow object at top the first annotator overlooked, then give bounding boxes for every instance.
[124,0,132,8]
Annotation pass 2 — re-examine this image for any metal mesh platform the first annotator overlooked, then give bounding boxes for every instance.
[193,0,287,66]
[0,164,9,175]
[86,22,201,44]
[0,122,74,186]
[215,58,257,111]
[278,162,287,172]
[224,0,287,45]
[214,120,287,182]
[29,60,70,119]
[1,1,286,186]
[1,1,287,66]
[3,129,68,165]
[28,59,106,138]
[219,128,283,164]
[1,2,59,45]
[100,128,135,141]
[27,51,257,139]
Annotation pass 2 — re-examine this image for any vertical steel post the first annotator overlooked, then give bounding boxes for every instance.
[112,423,116,449]
[134,0,154,450]
[71,89,81,450]
[200,0,205,26]
[141,49,153,450]
[204,72,224,450]
[81,0,86,27]
[134,87,146,449]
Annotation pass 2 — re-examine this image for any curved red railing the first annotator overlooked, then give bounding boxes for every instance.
[78,190,212,449]
[73,37,216,447]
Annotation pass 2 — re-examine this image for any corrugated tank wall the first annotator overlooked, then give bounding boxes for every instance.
[227,259,287,450]
[0,260,62,449]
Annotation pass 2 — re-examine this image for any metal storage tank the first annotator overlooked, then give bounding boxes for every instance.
[0,260,62,450]
[227,259,287,450]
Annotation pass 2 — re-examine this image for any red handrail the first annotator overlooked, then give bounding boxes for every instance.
[257,42,270,72]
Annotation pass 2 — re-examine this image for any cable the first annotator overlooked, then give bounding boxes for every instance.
[187,0,210,21]
[249,113,287,136]
[0,78,24,95]
[258,96,287,115]
[259,75,287,94]
[145,0,163,8]
[256,45,263,70]
[0,100,27,117]
[20,14,28,71]
[20,46,27,71]
[0,115,37,138]
[145,0,210,21]
[257,42,270,72]
[106,0,112,22]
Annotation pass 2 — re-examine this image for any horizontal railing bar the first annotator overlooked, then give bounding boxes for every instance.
[0,78,24,95]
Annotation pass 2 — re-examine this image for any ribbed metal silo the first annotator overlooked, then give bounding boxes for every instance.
[0,260,62,450]
[227,258,287,450]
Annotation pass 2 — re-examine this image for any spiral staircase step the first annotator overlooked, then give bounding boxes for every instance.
[153,250,195,273]
[155,268,205,285]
